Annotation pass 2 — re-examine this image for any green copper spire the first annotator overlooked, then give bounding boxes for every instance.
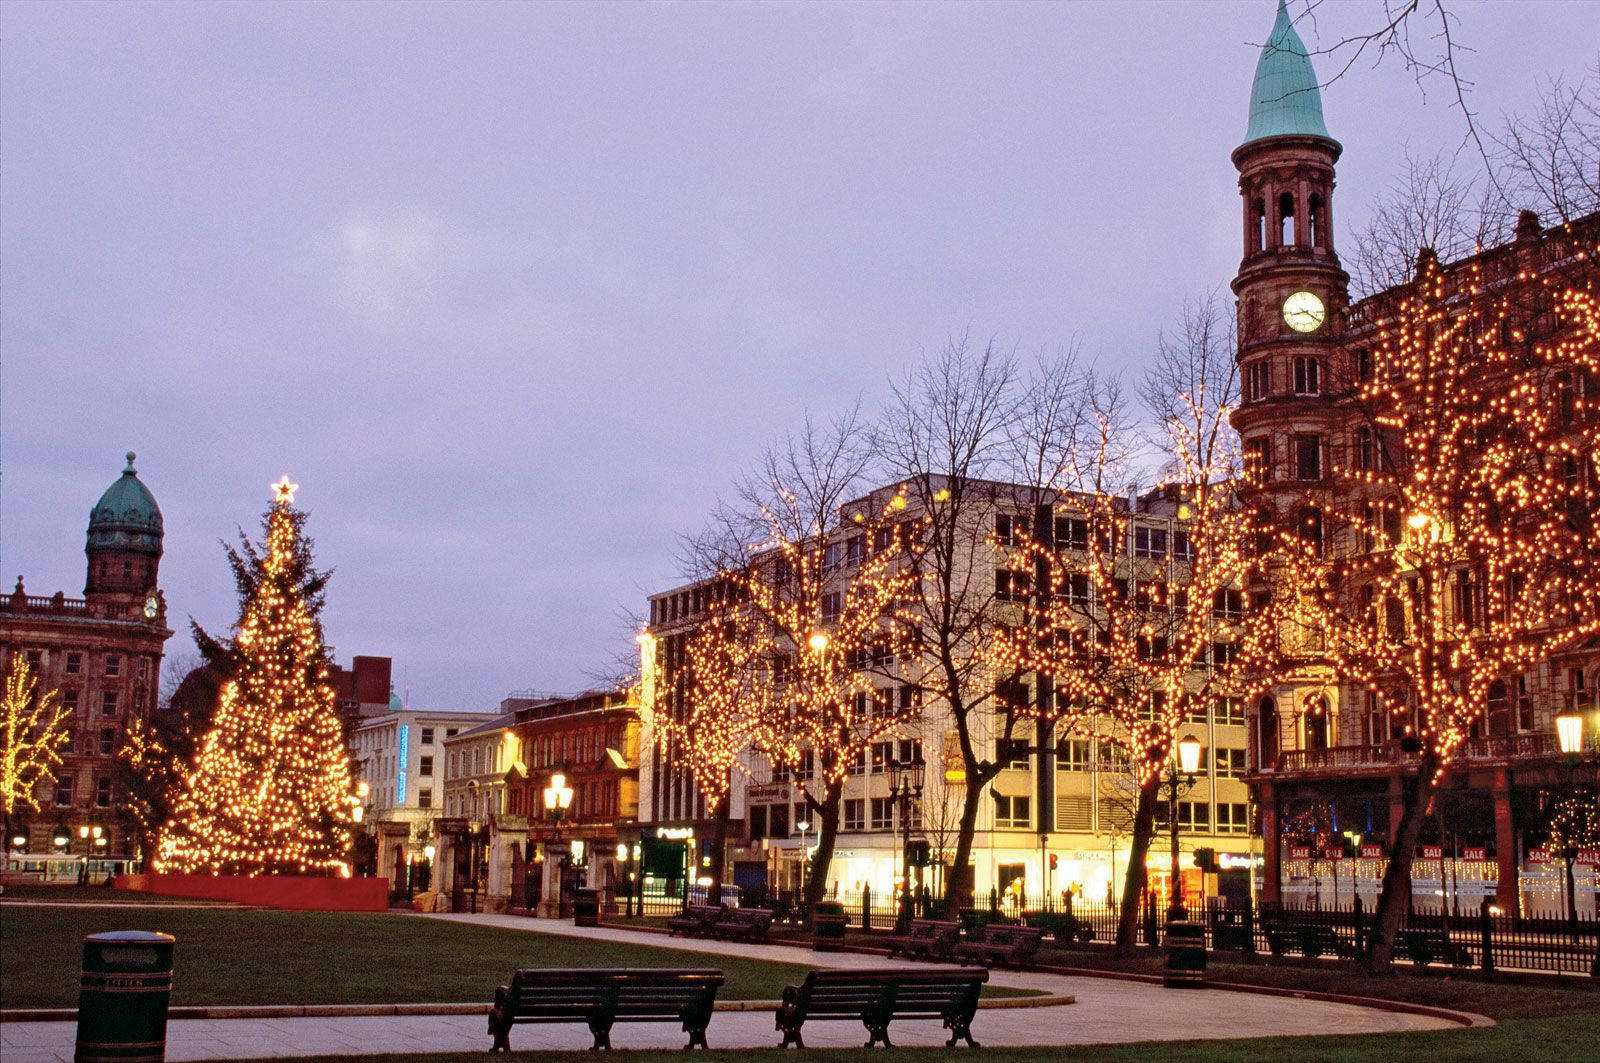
[1243,0,1333,145]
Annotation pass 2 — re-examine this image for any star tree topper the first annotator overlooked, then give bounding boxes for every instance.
[272,475,299,505]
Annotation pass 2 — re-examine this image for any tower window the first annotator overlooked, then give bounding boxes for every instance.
[1279,192,1296,247]
[1253,198,1266,253]
[1245,437,1273,481]
[1308,193,1323,248]
[1294,434,1323,481]
[1292,357,1320,395]
[1245,361,1271,401]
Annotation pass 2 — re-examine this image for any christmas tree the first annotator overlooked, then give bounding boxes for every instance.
[156,477,357,876]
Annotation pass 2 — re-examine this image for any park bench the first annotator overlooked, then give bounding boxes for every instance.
[1262,923,1352,960]
[668,904,723,937]
[488,967,724,1051]
[710,907,774,943]
[952,924,1045,969]
[1398,927,1473,968]
[884,919,962,961]
[774,966,988,1048]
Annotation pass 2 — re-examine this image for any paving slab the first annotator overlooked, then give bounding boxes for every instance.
[0,914,1461,1060]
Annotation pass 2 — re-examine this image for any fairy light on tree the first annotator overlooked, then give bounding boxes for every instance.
[156,477,359,876]
[647,607,774,903]
[1301,246,1600,971]
[726,492,923,910]
[989,395,1308,950]
[1,654,72,842]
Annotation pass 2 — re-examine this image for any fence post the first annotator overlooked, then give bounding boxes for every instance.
[1243,896,1256,956]
[1353,895,1365,962]
[1479,898,1495,978]
[862,885,871,931]
[1592,895,1599,979]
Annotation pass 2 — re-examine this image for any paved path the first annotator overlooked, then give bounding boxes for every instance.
[2,914,1461,1061]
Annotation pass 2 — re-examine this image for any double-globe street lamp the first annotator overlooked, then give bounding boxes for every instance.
[543,772,575,915]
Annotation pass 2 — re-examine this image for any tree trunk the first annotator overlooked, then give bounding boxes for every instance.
[804,780,844,911]
[943,774,987,910]
[1115,774,1162,955]
[705,792,731,905]
[1366,762,1437,973]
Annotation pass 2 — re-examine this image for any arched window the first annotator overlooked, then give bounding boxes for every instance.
[1256,696,1280,770]
[1308,193,1323,247]
[1279,192,1296,247]
[1303,696,1330,750]
[1253,198,1267,253]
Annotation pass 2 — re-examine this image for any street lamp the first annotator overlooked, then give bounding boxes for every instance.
[808,632,829,654]
[1168,735,1203,919]
[888,753,925,919]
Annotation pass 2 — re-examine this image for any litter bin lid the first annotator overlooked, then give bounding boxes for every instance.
[86,931,175,945]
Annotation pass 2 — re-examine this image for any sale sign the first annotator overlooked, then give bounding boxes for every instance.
[1462,847,1486,860]
[1289,846,1311,859]
[1422,845,1443,859]
[1360,844,1384,859]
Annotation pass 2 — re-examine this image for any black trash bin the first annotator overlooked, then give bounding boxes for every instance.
[812,900,848,951]
[76,930,175,1063]
[572,887,602,927]
[1163,921,1207,987]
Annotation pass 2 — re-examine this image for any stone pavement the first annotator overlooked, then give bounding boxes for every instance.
[1,914,1462,1061]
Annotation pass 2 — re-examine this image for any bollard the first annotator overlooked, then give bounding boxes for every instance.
[75,930,174,1063]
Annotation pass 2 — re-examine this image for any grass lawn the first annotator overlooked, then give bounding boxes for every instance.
[292,1010,1600,1062]
[0,906,826,1007]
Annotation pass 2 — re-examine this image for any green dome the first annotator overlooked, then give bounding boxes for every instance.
[1243,1,1334,145]
[87,452,164,557]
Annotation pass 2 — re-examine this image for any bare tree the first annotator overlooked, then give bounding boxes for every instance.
[876,335,1027,907]
[684,407,920,910]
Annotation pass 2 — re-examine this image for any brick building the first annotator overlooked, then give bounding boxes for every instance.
[1227,4,1600,912]
[509,690,641,914]
[1,453,173,861]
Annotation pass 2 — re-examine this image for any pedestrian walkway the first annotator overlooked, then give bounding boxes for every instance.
[0,914,1465,1062]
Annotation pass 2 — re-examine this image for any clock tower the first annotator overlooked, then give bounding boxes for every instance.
[1230,0,1346,513]
[85,451,164,613]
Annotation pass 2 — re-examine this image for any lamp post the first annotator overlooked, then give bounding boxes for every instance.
[888,753,925,920]
[543,771,574,916]
[1168,735,1202,920]
[1553,711,1589,932]
[423,843,436,892]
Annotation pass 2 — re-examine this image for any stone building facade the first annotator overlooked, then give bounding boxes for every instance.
[1227,4,1600,913]
[1,453,173,862]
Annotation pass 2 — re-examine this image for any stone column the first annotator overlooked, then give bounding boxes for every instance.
[1259,781,1281,904]
[1493,769,1518,908]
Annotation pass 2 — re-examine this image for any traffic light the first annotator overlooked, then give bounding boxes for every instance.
[1048,853,1058,871]
[1192,847,1217,872]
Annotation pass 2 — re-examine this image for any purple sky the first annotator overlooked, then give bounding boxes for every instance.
[3,1,1592,711]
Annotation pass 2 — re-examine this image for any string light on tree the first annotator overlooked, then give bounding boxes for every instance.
[155,476,358,876]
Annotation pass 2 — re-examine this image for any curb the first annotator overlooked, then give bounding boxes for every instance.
[0,993,1073,1024]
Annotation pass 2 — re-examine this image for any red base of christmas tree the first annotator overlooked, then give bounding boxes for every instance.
[115,873,390,911]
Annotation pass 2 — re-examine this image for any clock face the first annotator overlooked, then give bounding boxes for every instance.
[143,594,159,619]
[1283,290,1326,333]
